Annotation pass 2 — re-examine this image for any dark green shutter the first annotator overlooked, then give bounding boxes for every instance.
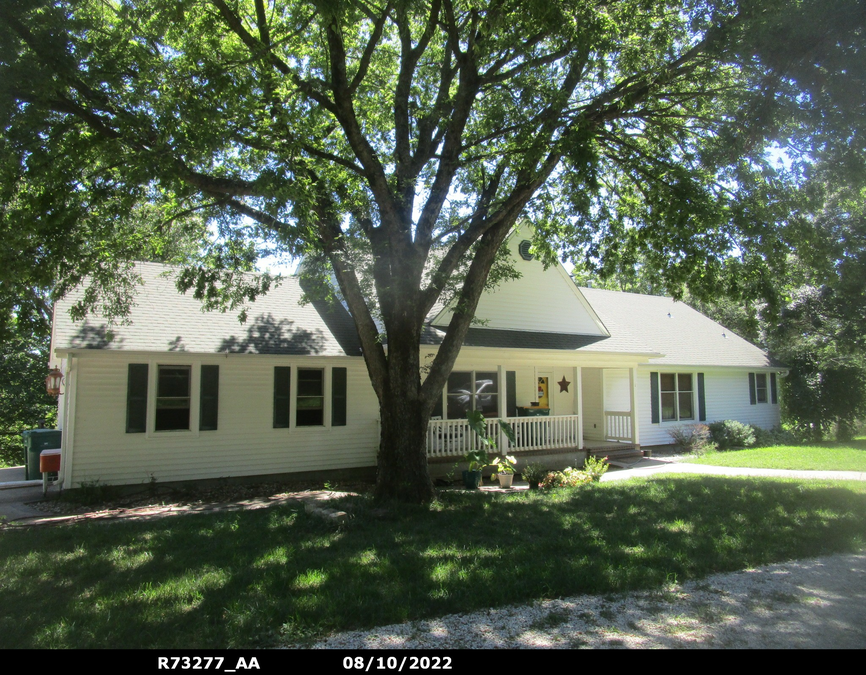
[697,372,706,421]
[770,372,778,404]
[650,372,660,424]
[748,373,757,405]
[126,364,148,433]
[506,371,517,418]
[331,367,347,426]
[273,367,291,428]
[200,365,219,431]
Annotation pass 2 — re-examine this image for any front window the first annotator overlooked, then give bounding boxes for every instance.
[297,368,324,426]
[156,365,191,431]
[660,373,693,422]
[446,371,499,419]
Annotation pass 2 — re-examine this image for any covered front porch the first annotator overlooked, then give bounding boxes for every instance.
[424,365,642,458]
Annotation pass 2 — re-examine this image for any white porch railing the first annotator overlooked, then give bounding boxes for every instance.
[604,411,632,442]
[426,415,581,458]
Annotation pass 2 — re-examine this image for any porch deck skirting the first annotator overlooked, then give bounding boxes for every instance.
[426,415,582,458]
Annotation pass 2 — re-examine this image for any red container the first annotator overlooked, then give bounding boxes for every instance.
[39,448,61,473]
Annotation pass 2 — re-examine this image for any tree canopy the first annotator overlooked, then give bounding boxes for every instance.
[2,0,864,501]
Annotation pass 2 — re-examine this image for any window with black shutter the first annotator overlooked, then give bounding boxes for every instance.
[126,364,148,433]
[200,365,219,431]
[331,367,347,426]
[273,367,291,428]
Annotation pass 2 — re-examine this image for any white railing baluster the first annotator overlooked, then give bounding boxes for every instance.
[604,411,632,442]
[425,414,584,457]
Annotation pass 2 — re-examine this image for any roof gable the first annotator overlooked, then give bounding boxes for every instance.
[431,226,608,336]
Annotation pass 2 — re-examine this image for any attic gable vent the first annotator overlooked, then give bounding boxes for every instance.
[518,240,534,261]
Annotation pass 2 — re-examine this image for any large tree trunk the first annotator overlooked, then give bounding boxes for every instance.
[372,313,436,503]
[375,394,436,504]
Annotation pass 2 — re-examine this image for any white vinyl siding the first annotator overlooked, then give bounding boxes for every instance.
[68,354,378,488]
[638,368,781,447]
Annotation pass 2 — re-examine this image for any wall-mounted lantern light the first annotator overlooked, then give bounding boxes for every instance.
[45,367,63,397]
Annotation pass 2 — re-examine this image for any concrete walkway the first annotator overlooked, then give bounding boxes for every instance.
[0,486,52,522]
[600,456,866,483]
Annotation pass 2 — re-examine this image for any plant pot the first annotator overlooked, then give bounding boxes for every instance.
[643,449,652,458]
[528,481,539,490]
[497,473,514,488]
[462,470,482,489]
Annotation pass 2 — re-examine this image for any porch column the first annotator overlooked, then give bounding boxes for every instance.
[629,365,640,448]
[497,365,506,451]
[497,366,506,419]
[574,366,583,450]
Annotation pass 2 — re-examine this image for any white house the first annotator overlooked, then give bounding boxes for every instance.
[50,232,783,489]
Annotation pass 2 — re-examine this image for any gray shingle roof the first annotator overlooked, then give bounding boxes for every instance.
[579,287,779,368]
[52,262,361,357]
[52,263,778,368]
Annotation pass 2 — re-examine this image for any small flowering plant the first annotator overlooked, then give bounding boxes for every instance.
[490,454,518,475]
[583,455,609,482]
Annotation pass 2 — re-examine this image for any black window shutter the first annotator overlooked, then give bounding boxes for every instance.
[506,371,517,418]
[331,367,347,426]
[650,372,660,424]
[273,367,291,428]
[748,373,757,405]
[770,372,778,404]
[697,373,706,421]
[126,364,148,433]
[199,365,219,431]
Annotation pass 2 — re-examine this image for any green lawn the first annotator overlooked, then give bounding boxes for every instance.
[2,476,865,648]
[688,441,866,471]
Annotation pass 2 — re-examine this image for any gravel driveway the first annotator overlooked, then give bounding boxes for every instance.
[308,549,866,649]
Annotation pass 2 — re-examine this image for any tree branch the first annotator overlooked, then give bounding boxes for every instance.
[349,1,393,94]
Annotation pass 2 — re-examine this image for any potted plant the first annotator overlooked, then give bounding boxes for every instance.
[462,449,489,489]
[490,455,518,487]
[462,410,517,490]
[520,462,546,490]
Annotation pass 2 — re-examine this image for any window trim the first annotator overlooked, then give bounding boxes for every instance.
[128,360,218,438]
[155,364,192,432]
[272,364,342,431]
[442,370,501,420]
[296,367,325,427]
[657,372,695,423]
[749,371,778,405]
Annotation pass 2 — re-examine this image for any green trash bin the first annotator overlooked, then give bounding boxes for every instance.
[517,406,550,417]
[22,429,62,481]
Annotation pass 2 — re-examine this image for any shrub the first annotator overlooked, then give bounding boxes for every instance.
[708,420,756,450]
[668,424,712,452]
[751,425,799,448]
[540,467,592,489]
[520,462,547,484]
[582,455,609,481]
